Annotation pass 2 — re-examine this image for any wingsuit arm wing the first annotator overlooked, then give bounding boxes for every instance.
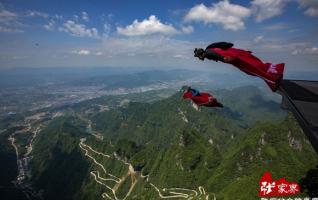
[192,96,209,104]
[206,42,233,50]
[204,49,225,62]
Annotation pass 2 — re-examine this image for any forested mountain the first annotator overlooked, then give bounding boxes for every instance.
[26,87,318,199]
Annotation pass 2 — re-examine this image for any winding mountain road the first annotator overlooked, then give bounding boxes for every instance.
[79,138,215,200]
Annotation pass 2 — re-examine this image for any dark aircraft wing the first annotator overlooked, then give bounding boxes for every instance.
[279,80,318,154]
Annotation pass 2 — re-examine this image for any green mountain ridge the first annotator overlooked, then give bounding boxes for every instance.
[28,86,317,200]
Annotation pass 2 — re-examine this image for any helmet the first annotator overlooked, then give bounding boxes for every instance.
[194,48,204,57]
[194,48,205,60]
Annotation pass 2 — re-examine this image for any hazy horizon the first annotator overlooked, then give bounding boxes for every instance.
[0,0,317,72]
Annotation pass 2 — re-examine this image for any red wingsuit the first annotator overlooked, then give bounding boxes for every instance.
[183,91,223,107]
[205,45,284,92]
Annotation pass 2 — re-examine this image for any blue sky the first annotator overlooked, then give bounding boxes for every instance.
[0,0,317,73]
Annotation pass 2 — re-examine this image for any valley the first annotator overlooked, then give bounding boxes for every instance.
[1,70,317,199]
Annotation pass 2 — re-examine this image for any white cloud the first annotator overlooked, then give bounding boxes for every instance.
[298,0,318,16]
[0,2,17,22]
[73,15,79,21]
[72,49,91,55]
[101,36,198,57]
[26,11,48,18]
[304,7,318,16]
[181,25,194,34]
[102,23,111,38]
[0,25,23,33]
[95,51,103,56]
[251,0,289,22]
[291,46,318,55]
[237,35,309,54]
[250,37,310,56]
[54,14,63,20]
[173,54,189,59]
[71,49,107,56]
[292,49,299,55]
[81,11,89,21]
[307,46,318,54]
[184,0,251,31]
[0,5,49,33]
[254,35,264,43]
[59,20,99,38]
[94,35,203,68]
[262,41,307,52]
[184,0,317,28]
[117,15,178,36]
[263,23,289,31]
[0,9,17,21]
[44,20,55,31]
[0,5,23,32]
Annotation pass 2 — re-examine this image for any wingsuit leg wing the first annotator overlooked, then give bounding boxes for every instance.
[263,63,285,91]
